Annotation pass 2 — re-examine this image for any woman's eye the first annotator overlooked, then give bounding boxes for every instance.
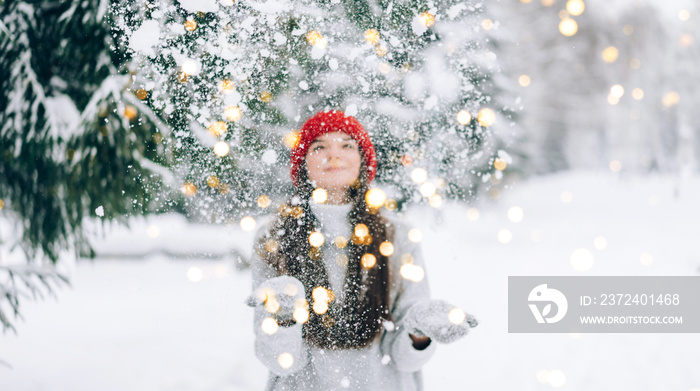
[313,145,324,151]
[343,144,356,149]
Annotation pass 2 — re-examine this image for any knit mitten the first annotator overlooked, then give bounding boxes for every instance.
[248,276,306,323]
[403,299,478,344]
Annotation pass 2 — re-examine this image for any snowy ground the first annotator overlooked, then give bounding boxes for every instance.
[1,171,699,391]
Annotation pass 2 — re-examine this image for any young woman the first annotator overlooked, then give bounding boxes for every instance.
[249,110,477,391]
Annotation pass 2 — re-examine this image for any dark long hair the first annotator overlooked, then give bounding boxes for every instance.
[256,157,394,349]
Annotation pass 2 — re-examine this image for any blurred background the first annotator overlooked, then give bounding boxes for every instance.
[1,0,699,389]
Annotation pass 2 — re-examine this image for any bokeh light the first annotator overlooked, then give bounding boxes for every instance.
[312,188,328,203]
[240,216,256,232]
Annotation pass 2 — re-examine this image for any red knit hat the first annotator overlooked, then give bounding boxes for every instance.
[290,110,377,187]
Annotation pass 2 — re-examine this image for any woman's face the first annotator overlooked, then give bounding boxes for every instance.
[305,131,362,192]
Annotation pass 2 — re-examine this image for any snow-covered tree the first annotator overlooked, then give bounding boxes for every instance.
[112,0,518,220]
[0,0,169,332]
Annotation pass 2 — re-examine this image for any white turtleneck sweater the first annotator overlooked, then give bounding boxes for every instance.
[251,203,436,391]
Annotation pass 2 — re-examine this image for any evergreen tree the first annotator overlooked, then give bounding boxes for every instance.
[112,0,517,221]
[0,0,169,332]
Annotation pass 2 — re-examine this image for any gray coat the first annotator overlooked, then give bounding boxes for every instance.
[251,203,435,391]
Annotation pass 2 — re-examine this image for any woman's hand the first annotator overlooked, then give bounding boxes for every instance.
[248,275,306,324]
[403,299,478,344]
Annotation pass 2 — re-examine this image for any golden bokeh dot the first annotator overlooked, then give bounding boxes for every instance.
[384,199,398,211]
[277,353,294,369]
[265,239,279,253]
[566,0,585,16]
[354,223,369,238]
[257,195,271,208]
[264,297,280,313]
[181,59,200,75]
[213,141,230,157]
[481,19,494,30]
[261,317,279,335]
[518,75,531,87]
[609,160,622,172]
[494,158,507,171]
[219,79,235,92]
[312,188,328,204]
[208,121,228,137]
[224,106,242,122]
[217,183,230,194]
[428,194,443,208]
[259,91,273,102]
[135,88,148,100]
[507,206,524,222]
[290,206,304,219]
[206,175,220,188]
[187,266,203,282]
[679,10,690,21]
[306,30,323,45]
[662,91,680,107]
[365,188,387,208]
[334,235,348,249]
[610,84,624,98]
[378,62,392,74]
[185,19,197,31]
[477,108,496,127]
[411,167,428,184]
[308,231,325,247]
[181,182,197,197]
[607,94,620,106]
[630,58,641,69]
[284,131,301,149]
[601,46,619,63]
[420,12,435,27]
[680,34,693,47]
[548,370,567,388]
[623,25,634,35]
[240,216,256,232]
[401,253,414,265]
[420,182,436,197]
[361,253,377,269]
[448,308,466,324]
[293,307,310,323]
[401,154,413,166]
[541,0,554,6]
[376,45,388,57]
[0,199,4,210]
[400,264,425,282]
[123,105,138,120]
[379,241,395,256]
[497,229,513,244]
[408,228,423,243]
[309,247,322,260]
[364,29,381,45]
[456,110,472,125]
[519,0,532,3]
[559,18,578,37]
[632,88,644,100]
[336,253,349,266]
[177,72,189,83]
